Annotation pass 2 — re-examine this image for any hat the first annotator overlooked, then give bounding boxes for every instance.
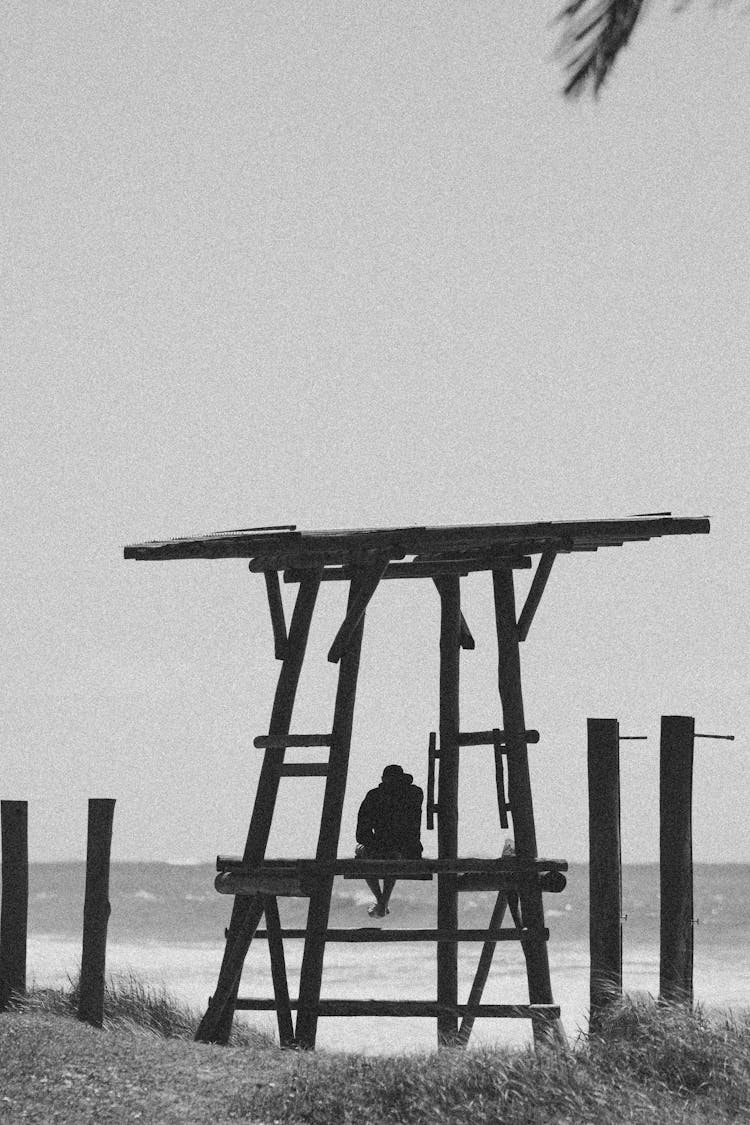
[381,764,404,782]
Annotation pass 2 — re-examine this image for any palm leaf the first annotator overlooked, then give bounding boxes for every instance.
[556,0,649,96]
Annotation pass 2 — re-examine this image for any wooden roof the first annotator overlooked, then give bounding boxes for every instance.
[124,514,710,571]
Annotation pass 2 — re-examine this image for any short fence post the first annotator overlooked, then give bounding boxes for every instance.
[587,719,622,1030]
[0,801,29,1011]
[78,798,116,1027]
[659,715,694,1006]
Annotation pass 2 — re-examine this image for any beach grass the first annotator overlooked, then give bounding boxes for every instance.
[0,987,749,1123]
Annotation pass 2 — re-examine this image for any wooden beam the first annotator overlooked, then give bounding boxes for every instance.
[435,575,461,1047]
[492,568,566,1048]
[456,890,510,1046]
[0,801,28,1011]
[659,715,695,1007]
[283,557,533,583]
[215,856,568,875]
[251,927,540,942]
[263,895,294,1047]
[263,570,288,660]
[253,734,331,749]
[236,998,561,1018]
[295,572,368,1049]
[78,799,116,1028]
[195,572,321,1045]
[457,729,540,746]
[587,718,623,1030]
[327,555,389,663]
[517,551,556,641]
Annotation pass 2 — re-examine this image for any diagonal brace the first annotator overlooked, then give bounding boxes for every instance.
[517,551,556,642]
[327,554,389,663]
[431,578,475,650]
[263,570,288,660]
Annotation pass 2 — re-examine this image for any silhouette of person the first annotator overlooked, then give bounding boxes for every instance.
[356,764,423,917]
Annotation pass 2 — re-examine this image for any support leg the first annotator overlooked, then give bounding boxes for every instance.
[196,573,321,1044]
[492,568,566,1049]
[456,890,509,1046]
[295,573,369,1049]
[435,576,461,1047]
[264,895,295,1047]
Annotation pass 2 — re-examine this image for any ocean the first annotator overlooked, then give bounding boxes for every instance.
[23,863,750,1054]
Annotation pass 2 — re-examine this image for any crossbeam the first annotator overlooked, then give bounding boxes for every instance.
[250,927,547,942]
[234,999,561,1018]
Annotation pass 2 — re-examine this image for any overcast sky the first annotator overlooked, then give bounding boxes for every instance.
[3,1,748,865]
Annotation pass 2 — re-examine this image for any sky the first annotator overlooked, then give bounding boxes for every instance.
[2,1,748,865]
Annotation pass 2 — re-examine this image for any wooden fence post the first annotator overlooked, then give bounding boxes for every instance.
[78,799,116,1027]
[659,715,694,1006]
[587,719,622,1030]
[0,801,29,1011]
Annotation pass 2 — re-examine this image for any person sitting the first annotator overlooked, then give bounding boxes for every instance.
[355,764,423,918]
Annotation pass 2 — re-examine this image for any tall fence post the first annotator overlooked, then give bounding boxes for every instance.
[659,715,694,1006]
[0,801,29,1011]
[78,798,116,1027]
[587,719,622,1030]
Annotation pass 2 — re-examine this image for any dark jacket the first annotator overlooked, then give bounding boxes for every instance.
[356,776,423,857]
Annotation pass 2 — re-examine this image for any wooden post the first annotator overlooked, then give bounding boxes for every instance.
[456,890,509,1046]
[263,895,294,1047]
[295,571,369,1049]
[435,575,461,1047]
[659,715,694,1006]
[587,718,622,1030]
[78,798,115,1028]
[0,801,28,1011]
[492,568,565,1047]
[196,572,321,1044]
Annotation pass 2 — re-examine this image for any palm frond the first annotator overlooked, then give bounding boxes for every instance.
[556,0,649,97]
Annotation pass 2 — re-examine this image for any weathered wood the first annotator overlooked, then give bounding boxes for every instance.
[215,873,311,897]
[263,896,294,1047]
[456,891,510,1046]
[125,514,710,562]
[458,729,540,746]
[327,554,388,663]
[253,734,332,748]
[587,718,622,1030]
[277,763,329,777]
[436,575,461,1046]
[493,731,509,830]
[295,573,368,1049]
[78,798,116,1028]
[659,715,695,1006]
[0,801,28,1011]
[196,573,321,1044]
[236,998,561,1018]
[252,927,542,942]
[263,570,288,660]
[492,568,566,1048]
[517,550,556,641]
[284,558,533,582]
[215,856,569,874]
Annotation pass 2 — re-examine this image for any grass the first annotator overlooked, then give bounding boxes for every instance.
[0,986,749,1123]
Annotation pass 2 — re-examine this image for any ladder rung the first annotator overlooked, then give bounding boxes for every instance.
[456,729,539,747]
[278,763,329,777]
[251,927,546,942]
[234,998,560,1019]
[253,733,332,749]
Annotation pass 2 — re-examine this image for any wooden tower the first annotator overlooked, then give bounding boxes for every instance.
[124,514,709,1049]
